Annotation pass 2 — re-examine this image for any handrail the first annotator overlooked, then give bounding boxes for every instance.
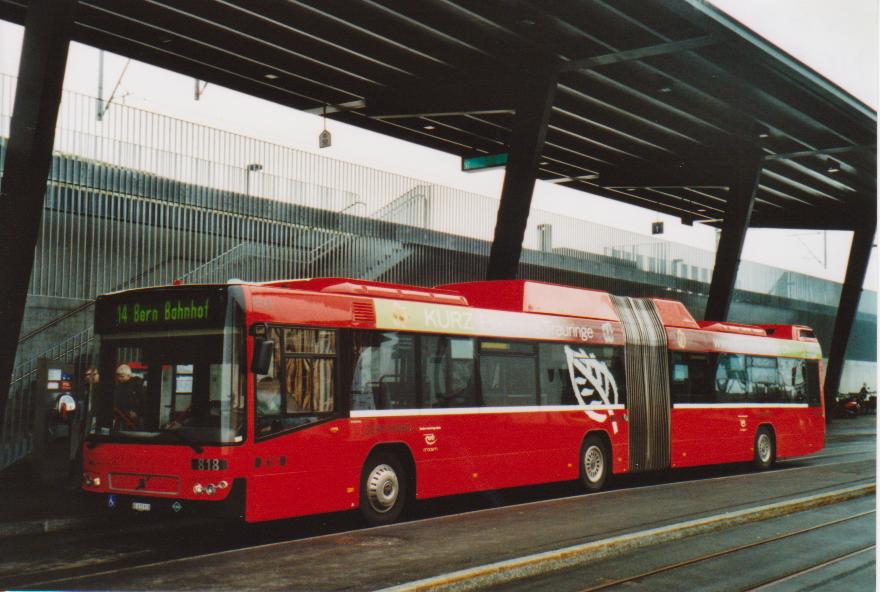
[17,299,94,345]
[339,200,367,214]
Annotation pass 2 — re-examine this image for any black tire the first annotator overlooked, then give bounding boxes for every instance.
[753,427,775,470]
[579,435,610,492]
[359,452,408,526]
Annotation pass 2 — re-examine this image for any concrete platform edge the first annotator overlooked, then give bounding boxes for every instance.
[0,513,213,540]
[0,516,95,539]
[381,482,876,592]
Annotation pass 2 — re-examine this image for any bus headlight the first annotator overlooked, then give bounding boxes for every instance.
[193,481,226,495]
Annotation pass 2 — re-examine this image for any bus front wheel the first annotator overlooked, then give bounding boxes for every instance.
[359,452,408,526]
[579,435,609,492]
[753,427,775,470]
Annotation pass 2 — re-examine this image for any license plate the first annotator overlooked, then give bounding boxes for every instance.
[132,501,152,512]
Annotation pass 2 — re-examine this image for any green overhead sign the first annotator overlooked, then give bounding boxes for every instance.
[461,153,508,172]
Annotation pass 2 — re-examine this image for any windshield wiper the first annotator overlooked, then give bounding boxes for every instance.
[161,429,204,453]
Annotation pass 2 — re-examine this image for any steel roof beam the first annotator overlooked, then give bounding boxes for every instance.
[79,1,366,103]
[704,148,764,321]
[673,0,877,121]
[749,213,863,231]
[765,144,876,161]
[589,1,872,159]
[824,213,876,421]
[487,66,557,280]
[595,155,746,188]
[363,77,517,118]
[0,0,76,424]
[559,33,727,72]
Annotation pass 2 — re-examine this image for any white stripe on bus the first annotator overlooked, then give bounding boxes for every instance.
[351,403,810,417]
[351,405,626,418]
[673,403,810,409]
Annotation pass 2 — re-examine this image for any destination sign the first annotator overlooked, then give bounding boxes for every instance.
[95,289,227,333]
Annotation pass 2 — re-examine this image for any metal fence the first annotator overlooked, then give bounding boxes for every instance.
[2,73,871,310]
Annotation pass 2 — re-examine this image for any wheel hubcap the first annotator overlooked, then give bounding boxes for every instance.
[758,433,771,463]
[366,464,399,513]
[584,445,604,483]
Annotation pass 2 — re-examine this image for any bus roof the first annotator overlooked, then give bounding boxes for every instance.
[244,277,813,341]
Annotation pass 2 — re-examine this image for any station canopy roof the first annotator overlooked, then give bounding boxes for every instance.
[1,0,876,230]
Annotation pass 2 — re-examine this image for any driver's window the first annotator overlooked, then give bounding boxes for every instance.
[255,327,283,431]
[254,326,337,438]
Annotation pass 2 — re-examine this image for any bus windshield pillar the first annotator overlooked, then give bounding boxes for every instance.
[823,215,876,422]
[0,0,76,421]
[486,66,557,280]
[704,148,763,321]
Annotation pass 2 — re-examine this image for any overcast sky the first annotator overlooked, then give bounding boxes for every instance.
[0,2,876,287]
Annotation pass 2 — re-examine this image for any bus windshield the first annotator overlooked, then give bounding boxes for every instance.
[89,331,245,445]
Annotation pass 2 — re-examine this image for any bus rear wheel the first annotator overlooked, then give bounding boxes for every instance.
[579,435,609,492]
[753,427,775,470]
[359,452,407,526]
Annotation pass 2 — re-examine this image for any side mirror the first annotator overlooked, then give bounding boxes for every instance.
[251,338,275,375]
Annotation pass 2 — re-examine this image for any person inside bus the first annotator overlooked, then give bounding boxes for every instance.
[114,363,146,430]
[256,376,282,433]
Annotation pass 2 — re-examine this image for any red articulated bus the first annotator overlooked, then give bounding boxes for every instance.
[82,278,824,524]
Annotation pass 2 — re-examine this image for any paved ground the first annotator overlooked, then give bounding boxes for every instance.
[486,495,875,591]
[1,415,873,591]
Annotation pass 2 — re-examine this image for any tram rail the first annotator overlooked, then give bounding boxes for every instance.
[575,509,875,591]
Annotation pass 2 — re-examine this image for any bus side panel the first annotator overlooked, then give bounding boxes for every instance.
[427,411,628,494]
[351,412,582,500]
[246,420,361,522]
[671,406,822,468]
[351,411,626,501]
[671,407,750,467]
[773,407,825,459]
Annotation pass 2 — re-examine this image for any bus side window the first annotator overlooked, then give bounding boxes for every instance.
[478,341,536,407]
[539,343,625,407]
[538,343,576,405]
[284,329,336,414]
[777,357,807,403]
[421,335,476,408]
[715,354,747,402]
[351,331,417,410]
[804,360,821,407]
[670,353,689,403]
[746,356,783,402]
[670,352,712,404]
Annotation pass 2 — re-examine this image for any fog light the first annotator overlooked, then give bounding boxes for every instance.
[205,484,216,496]
[217,480,228,490]
[193,483,204,495]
